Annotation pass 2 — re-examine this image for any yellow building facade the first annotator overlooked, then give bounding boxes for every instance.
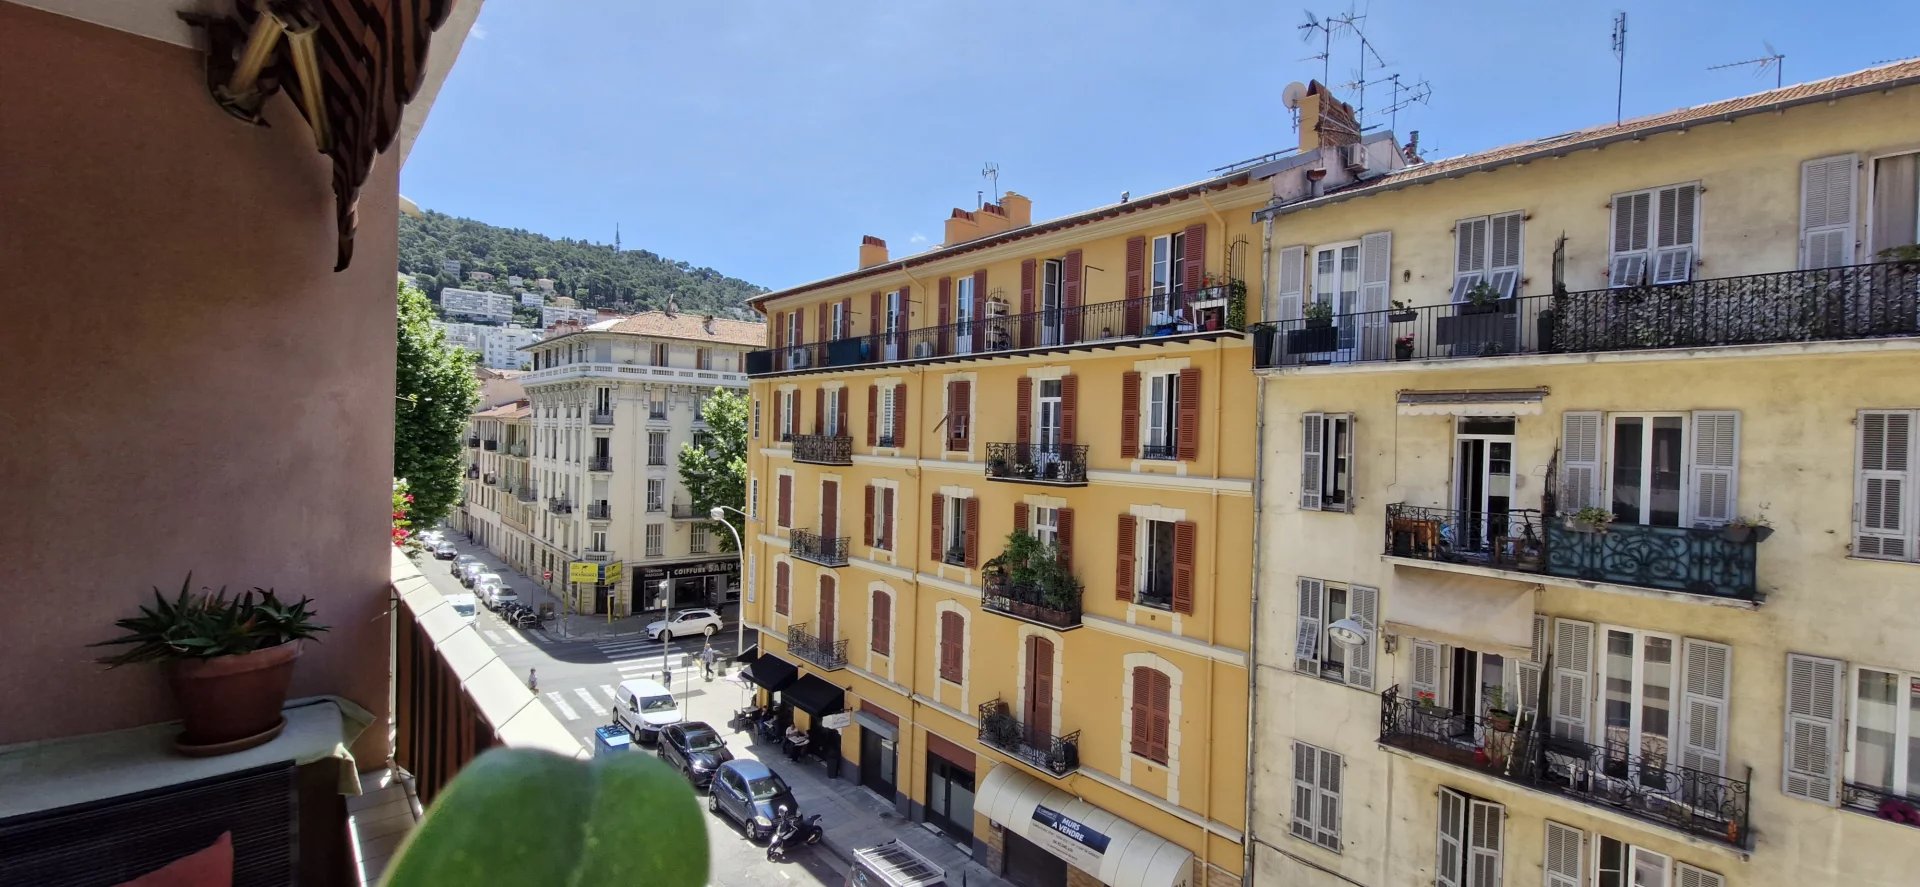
[1246,62,1920,887]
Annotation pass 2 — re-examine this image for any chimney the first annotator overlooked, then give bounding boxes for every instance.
[975,201,1013,237]
[703,314,716,333]
[858,235,889,269]
[1403,130,1424,165]
[1297,80,1360,154]
[943,208,982,246]
[999,191,1032,227]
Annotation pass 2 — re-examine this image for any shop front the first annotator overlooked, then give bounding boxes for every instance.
[976,765,1194,887]
[923,733,976,844]
[854,703,900,805]
[634,557,741,612]
[784,674,846,778]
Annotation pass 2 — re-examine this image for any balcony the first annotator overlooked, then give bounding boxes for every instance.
[482,438,498,451]
[1379,686,1750,848]
[547,497,574,515]
[508,441,528,457]
[589,455,613,472]
[583,549,614,562]
[978,699,1080,778]
[786,623,848,671]
[984,442,1089,486]
[466,436,481,448]
[1842,783,1920,829]
[790,529,849,567]
[1384,504,1759,601]
[791,433,853,466]
[483,472,499,487]
[747,281,1246,377]
[587,501,611,520]
[590,411,614,426]
[670,502,703,520]
[466,464,479,479]
[516,482,538,503]
[982,575,1082,630]
[1253,261,1920,370]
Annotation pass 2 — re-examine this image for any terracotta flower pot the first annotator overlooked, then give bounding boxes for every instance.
[166,641,302,755]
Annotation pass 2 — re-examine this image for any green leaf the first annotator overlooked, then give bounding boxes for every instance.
[381,748,707,886]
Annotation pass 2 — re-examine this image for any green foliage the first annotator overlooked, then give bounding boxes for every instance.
[92,575,328,667]
[1466,280,1502,306]
[381,748,708,886]
[1879,243,1920,263]
[399,210,766,317]
[678,389,748,551]
[396,281,479,528]
[1303,300,1334,322]
[988,530,1082,611]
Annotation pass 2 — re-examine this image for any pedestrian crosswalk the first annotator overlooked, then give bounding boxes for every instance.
[572,686,608,717]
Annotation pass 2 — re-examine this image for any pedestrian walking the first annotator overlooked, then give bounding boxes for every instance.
[700,642,717,682]
[527,668,537,692]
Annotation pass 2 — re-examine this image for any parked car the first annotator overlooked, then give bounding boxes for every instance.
[431,540,458,559]
[657,721,732,788]
[646,608,723,642]
[445,593,477,624]
[417,529,445,546]
[459,563,491,588]
[486,585,520,611]
[708,760,796,842]
[613,679,682,745]
[451,554,479,576]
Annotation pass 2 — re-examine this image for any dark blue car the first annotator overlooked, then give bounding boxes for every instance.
[707,759,797,842]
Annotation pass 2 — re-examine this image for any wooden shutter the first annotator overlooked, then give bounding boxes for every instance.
[1115,514,1137,602]
[930,493,945,563]
[948,380,972,451]
[1300,413,1325,510]
[1016,377,1033,448]
[1027,637,1055,737]
[871,591,890,654]
[881,487,895,550]
[869,291,883,335]
[1610,190,1652,286]
[1690,411,1740,526]
[820,480,839,541]
[1313,747,1341,851]
[1147,669,1171,762]
[1171,520,1196,615]
[1057,507,1074,569]
[937,276,953,355]
[773,311,785,348]
[866,386,878,446]
[1060,375,1079,445]
[1453,215,1490,303]
[1488,212,1523,298]
[1176,367,1200,461]
[1543,821,1583,887]
[839,297,853,338]
[1346,584,1377,690]
[939,611,962,682]
[772,394,784,442]
[775,561,790,616]
[1653,183,1700,284]
[777,474,792,528]
[819,576,836,641]
[1676,865,1725,887]
[1466,799,1504,887]
[1801,155,1858,269]
[1517,614,1548,720]
[1332,414,1355,513]
[1552,618,1594,739]
[892,384,908,447]
[1289,742,1317,841]
[1560,411,1604,514]
[1019,259,1037,346]
[1183,223,1207,292]
[1013,502,1028,534]
[837,390,849,437]
[1124,236,1147,335]
[1410,640,1441,702]
[814,388,825,435]
[1120,371,1142,458]
[1783,652,1844,804]
[1273,244,1305,326]
[1679,637,1731,777]
[1062,250,1083,345]
[1130,668,1154,758]
[963,497,980,567]
[816,304,828,344]
[1435,788,1466,887]
[863,485,875,546]
[971,270,988,352]
[1295,577,1324,674]
[1855,410,1914,560]
[1358,231,1392,359]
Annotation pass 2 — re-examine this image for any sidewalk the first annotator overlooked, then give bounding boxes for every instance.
[439,535,746,644]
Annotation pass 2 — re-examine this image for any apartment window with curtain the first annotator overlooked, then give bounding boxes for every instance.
[1135,519,1176,610]
[1148,231,1187,315]
[1143,373,1179,460]
[1869,151,1918,258]
[1557,410,1741,528]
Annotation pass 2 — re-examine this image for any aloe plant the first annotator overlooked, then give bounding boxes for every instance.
[92,574,328,668]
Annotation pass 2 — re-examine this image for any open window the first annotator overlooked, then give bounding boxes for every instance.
[1610,183,1698,287]
[1300,412,1354,512]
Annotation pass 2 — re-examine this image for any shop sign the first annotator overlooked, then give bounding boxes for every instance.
[1031,804,1109,876]
[820,712,852,730]
[602,561,623,585]
[568,562,600,584]
[637,558,741,582]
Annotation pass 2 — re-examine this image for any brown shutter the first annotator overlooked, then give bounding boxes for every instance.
[1176,367,1201,461]
[1150,670,1171,761]
[1019,259,1037,346]
[971,270,987,352]
[814,388,825,434]
[775,561,790,615]
[819,577,837,640]
[1125,235,1147,336]
[1026,636,1054,744]
[882,487,895,551]
[1130,668,1153,757]
[937,277,953,355]
[1060,374,1078,446]
[866,385,878,446]
[930,493,945,563]
[816,305,827,343]
[940,612,963,682]
[1183,223,1207,293]
[821,480,838,540]
[1013,503,1029,534]
[964,496,980,567]
[777,475,792,528]
[772,394,784,441]
[840,297,853,339]
[1063,250,1083,345]
[892,383,908,447]
[950,381,971,450]
[871,591,890,654]
[896,285,911,352]
[863,484,876,546]
[1116,513,1136,602]
[1016,377,1033,448]
[837,391,849,437]
[870,291,883,335]
[1172,520,1196,615]
[1120,371,1142,459]
[773,312,785,348]
[1057,507,1074,569]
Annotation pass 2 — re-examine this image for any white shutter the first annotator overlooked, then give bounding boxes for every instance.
[1346,584,1379,690]
[1652,184,1700,284]
[1516,615,1548,722]
[1359,231,1393,359]
[1467,799,1504,887]
[1295,577,1324,674]
[1455,216,1489,300]
[1610,191,1651,287]
[1301,413,1325,510]
[1490,212,1524,274]
[1855,410,1915,560]
[1689,411,1740,527]
[1436,788,1466,887]
[1675,864,1725,887]
[1315,747,1343,850]
[1679,638,1732,778]
[1782,653,1844,805]
[1290,742,1317,840]
[1552,618,1594,740]
[1274,244,1306,323]
[1801,154,1858,269]
[1542,821,1583,887]
[1411,640,1442,702]
[1559,412,1604,514]
[1334,413,1356,514]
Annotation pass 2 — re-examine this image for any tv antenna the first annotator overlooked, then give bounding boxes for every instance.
[1709,41,1785,88]
[1331,11,1388,124]
[1298,11,1332,85]
[1610,12,1627,125]
[1376,73,1432,134]
[981,162,1000,202]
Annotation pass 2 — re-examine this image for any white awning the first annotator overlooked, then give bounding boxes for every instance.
[1384,569,1536,658]
[977,764,1194,887]
[1396,387,1548,416]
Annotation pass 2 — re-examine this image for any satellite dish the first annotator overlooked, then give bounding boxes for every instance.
[1282,81,1308,110]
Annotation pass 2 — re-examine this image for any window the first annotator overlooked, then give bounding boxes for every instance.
[1294,578,1377,690]
[878,386,897,446]
[649,397,667,421]
[866,484,895,551]
[1849,662,1920,808]
[1300,412,1354,512]
[1035,379,1063,453]
[690,525,709,554]
[1610,183,1698,287]
[646,478,664,512]
[938,611,964,683]
[645,524,664,557]
[830,301,847,340]
[1868,151,1919,257]
[752,397,761,439]
[1144,373,1179,460]
[825,388,842,436]
[1559,411,1740,528]
[1435,789,1503,887]
[1129,666,1171,764]
[777,474,792,529]
[954,275,976,354]
[1040,259,1065,345]
[696,347,711,370]
[594,387,613,416]
[1290,742,1342,852]
[1452,212,1523,302]
[1800,154,1858,269]
[871,591,892,655]
[590,531,607,553]
[749,478,760,520]
[1136,519,1176,609]
[1408,633,1546,742]
[780,390,797,442]
[944,496,970,565]
[1855,410,1916,561]
[1032,506,1058,548]
[1543,620,1730,788]
[647,431,666,466]
[946,380,971,450]
[1148,231,1187,315]
[651,343,669,366]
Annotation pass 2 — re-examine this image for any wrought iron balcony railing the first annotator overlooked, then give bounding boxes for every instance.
[482,439,498,451]
[791,433,853,466]
[1384,503,1759,601]
[1380,686,1751,847]
[982,575,1082,630]
[1139,442,1179,461]
[790,529,849,567]
[1842,782,1920,828]
[978,699,1080,778]
[587,501,611,520]
[590,411,614,426]
[547,497,574,515]
[589,455,613,472]
[786,623,848,671]
[984,442,1089,486]
[516,482,538,502]
[466,436,481,448]
[1253,261,1920,370]
[747,281,1246,377]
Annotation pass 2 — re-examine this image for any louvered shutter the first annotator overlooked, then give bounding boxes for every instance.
[837,390,849,438]
[1273,244,1306,327]
[1542,822,1583,887]
[1060,375,1079,446]
[867,385,878,446]
[937,276,953,355]
[1801,155,1858,269]
[1300,413,1325,510]
[930,493,945,563]
[1013,502,1028,534]
[820,480,839,541]
[1410,640,1441,702]
[1150,670,1172,762]
[1690,411,1740,526]
[964,497,980,567]
[1290,742,1318,841]
[1062,250,1083,344]
[1783,652,1844,804]
[1560,411,1604,514]
[1116,514,1137,602]
[775,561,790,615]
[1016,377,1033,448]
[1125,236,1147,335]
[1295,578,1324,674]
[1517,614,1548,720]
[881,487,895,551]
[1552,618,1594,740]
[772,394,784,442]
[1176,367,1201,461]
[818,577,836,642]
[863,485,875,546]
[1172,520,1196,615]
[778,474,792,528]
[972,270,988,351]
[891,383,908,446]
[1183,223,1207,293]
[872,591,890,655]
[1467,799,1504,887]
[1057,507,1075,569]
[1653,184,1699,284]
[940,612,962,682]
[1855,410,1914,560]
[1018,259,1038,346]
[840,297,853,339]
[1120,371,1142,458]
[817,304,828,344]
[1453,216,1489,302]
[814,389,825,435]
[1680,638,1731,778]
[1489,212,1523,298]
[1358,231,1392,359]
[1610,191,1652,286]
[1314,747,1341,851]
[1436,788,1466,887]
[870,291,883,335]
[1675,864,1725,887]
[954,381,972,450]
[1333,413,1356,514]
[1130,668,1154,758]
[1344,584,1377,689]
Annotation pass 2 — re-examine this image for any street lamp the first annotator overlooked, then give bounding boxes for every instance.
[711,505,749,656]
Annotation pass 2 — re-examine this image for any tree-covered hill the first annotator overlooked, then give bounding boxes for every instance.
[399,210,766,318]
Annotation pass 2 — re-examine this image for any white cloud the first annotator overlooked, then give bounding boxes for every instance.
[470,23,488,40]
[908,232,928,245]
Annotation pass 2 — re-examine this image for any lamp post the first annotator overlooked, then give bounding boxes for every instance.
[711,505,749,656]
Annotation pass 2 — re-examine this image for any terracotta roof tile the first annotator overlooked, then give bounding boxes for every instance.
[556,311,766,347]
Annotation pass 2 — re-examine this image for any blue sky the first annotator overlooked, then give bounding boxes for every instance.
[403,0,1915,290]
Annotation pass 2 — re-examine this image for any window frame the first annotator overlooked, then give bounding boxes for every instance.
[1134,518,1176,611]
[1142,372,1181,460]
[825,388,842,437]
[1854,409,1918,562]
[1301,412,1354,512]
[1609,183,1700,288]
[1452,211,1524,302]
[689,524,709,554]
[878,386,897,447]
[944,496,969,565]
[645,523,664,558]
[646,478,665,512]
[1289,741,1343,853]
[1846,661,1920,805]
[648,431,667,466]
[779,390,797,442]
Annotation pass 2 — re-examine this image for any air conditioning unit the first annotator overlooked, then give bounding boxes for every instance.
[912,341,935,359]
[1340,143,1371,175]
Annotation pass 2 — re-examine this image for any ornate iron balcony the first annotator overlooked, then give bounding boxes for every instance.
[466,436,481,448]
[589,455,613,472]
[790,529,849,567]
[591,411,614,426]
[1386,504,1547,570]
[516,482,538,502]
[670,503,702,520]
[1842,782,1920,829]
[587,501,611,520]
[984,442,1089,486]
[1139,442,1179,461]
[791,434,853,466]
[978,699,1080,778]
[1380,686,1751,848]
[982,575,1082,630]
[786,623,848,671]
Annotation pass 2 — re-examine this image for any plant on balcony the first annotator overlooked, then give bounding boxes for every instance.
[1722,511,1774,544]
[1484,687,1514,733]
[1389,299,1418,324]
[93,575,328,754]
[982,705,1024,750]
[1303,300,1335,328]
[1568,506,1614,533]
[995,530,1083,612]
[1394,334,1416,361]
[1879,243,1920,265]
[1461,280,1504,315]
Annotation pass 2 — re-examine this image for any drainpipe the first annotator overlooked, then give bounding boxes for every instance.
[1197,191,1230,275]
[1242,216,1274,880]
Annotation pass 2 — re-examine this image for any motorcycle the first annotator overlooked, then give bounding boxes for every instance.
[764,807,823,862]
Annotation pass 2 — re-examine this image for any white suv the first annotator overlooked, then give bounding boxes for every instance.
[646,608,723,641]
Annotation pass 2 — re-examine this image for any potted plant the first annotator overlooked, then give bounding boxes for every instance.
[1394,334,1416,361]
[1568,506,1614,533]
[93,576,328,756]
[1389,299,1418,324]
[987,454,1010,476]
[1485,688,1515,733]
[1722,512,1774,544]
[1461,281,1503,315]
[1304,300,1335,328]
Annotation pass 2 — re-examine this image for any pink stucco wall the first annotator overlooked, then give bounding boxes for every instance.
[0,4,398,762]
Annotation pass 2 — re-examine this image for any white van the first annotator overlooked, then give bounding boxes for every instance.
[613,678,682,745]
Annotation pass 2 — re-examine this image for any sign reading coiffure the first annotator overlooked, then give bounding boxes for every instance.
[1030,805,1110,877]
[636,558,741,583]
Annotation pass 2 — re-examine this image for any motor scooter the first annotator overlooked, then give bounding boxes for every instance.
[764,806,823,862]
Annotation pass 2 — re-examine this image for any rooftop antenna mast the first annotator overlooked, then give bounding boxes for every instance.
[1611,12,1627,125]
[1377,73,1433,134]
[981,162,1000,203]
[1298,11,1332,85]
[1709,41,1785,89]
[1330,10,1387,126]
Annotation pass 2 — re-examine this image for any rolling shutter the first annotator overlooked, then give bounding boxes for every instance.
[1410,640,1441,702]
[1543,821,1583,887]
[1436,788,1466,887]
[1172,520,1196,615]
[1273,244,1306,330]
[1346,584,1377,690]
[1060,375,1079,446]
[1115,514,1137,602]
[930,493,945,563]
[1559,411,1604,514]
[775,561,790,615]
[1300,413,1325,510]
[863,485,875,547]
[1689,411,1740,526]
[1020,258,1037,346]
[1800,154,1857,269]
[1016,377,1033,447]
[871,591,890,655]
[1125,236,1147,336]
[1062,250,1083,345]
[1855,410,1915,560]
[963,496,980,568]
[1551,618,1594,740]
[1295,578,1324,674]
[1680,638,1732,778]
[1176,367,1201,461]
[1120,371,1142,458]
[1183,223,1207,293]
[1358,231,1392,359]
[937,276,953,355]
[1057,507,1075,569]
[1783,652,1844,805]
[1653,183,1699,284]
[867,386,878,447]
[1610,190,1652,287]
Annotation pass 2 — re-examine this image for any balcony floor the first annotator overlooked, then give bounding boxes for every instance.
[1380,554,1762,610]
[752,327,1244,379]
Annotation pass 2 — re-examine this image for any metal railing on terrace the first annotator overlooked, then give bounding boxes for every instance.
[587,501,611,520]
[516,482,538,502]
[590,411,614,426]
[790,529,849,567]
[547,497,573,515]
[670,503,702,520]
[786,623,848,671]
[982,575,1082,630]
[791,433,853,466]
[978,699,1080,778]
[984,442,1089,486]
[589,455,613,472]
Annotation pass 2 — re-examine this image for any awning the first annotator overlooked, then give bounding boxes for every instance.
[734,643,760,664]
[1384,570,1537,659]
[977,764,1194,887]
[854,711,899,741]
[1397,387,1548,416]
[785,674,845,717]
[745,654,798,693]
